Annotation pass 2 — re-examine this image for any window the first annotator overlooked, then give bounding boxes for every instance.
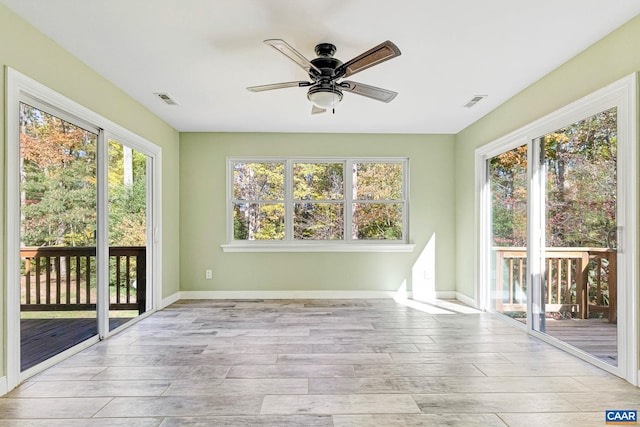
[226,158,409,251]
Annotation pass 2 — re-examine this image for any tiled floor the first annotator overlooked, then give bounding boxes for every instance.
[1,298,639,426]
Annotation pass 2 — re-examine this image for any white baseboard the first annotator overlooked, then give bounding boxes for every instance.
[178,290,401,300]
[162,289,474,308]
[161,290,475,308]
[161,292,181,308]
[434,291,456,299]
[455,292,479,309]
[0,376,7,396]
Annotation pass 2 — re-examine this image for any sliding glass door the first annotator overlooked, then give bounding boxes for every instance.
[480,76,637,383]
[8,68,161,389]
[19,102,99,371]
[488,144,528,322]
[533,108,618,365]
[17,108,154,372]
[107,140,150,330]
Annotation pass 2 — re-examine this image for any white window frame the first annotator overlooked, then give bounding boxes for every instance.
[475,73,637,385]
[5,67,163,390]
[222,157,413,252]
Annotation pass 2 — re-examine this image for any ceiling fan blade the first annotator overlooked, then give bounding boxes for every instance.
[337,41,401,78]
[311,105,326,115]
[340,81,398,103]
[246,81,311,92]
[264,39,322,75]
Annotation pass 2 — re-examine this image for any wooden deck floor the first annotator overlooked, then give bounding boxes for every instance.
[543,318,617,365]
[21,317,132,371]
[514,316,618,365]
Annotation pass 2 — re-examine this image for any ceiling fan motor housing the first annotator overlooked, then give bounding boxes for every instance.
[310,43,343,80]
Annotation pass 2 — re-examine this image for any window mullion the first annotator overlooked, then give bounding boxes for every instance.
[284,159,294,241]
[403,159,409,242]
[344,160,353,242]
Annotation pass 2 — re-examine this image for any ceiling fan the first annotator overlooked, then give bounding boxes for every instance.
[247,39,401,114]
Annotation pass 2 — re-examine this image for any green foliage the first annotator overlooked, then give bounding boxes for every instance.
[542,108,617,248]
[20,103,147,248]
[20,103,98,246]
[108,141,147,246]
[232,161,405,241]
[293,163,344,240]
[233,162,285,240]
[353,163,403,240]
[490,108,617,249]
[490,145,528,247]
[294,163,343,200]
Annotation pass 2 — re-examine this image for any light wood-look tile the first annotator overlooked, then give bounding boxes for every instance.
[2,298,639,426]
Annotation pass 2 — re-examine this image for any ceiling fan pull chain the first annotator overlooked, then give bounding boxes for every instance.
[332,81,336,114]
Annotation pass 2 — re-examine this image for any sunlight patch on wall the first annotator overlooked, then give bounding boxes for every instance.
[412,233,436,302]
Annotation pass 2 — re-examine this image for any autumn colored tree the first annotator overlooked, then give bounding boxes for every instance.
[294,163,344,240]
[20,103,148,248]
[490,145,528,247]
[20,103,97,247]
[490,107,617,249]
[233,162,285,240]
[352,162,403,240]
[542,108,617,248]
[232,161,404,240]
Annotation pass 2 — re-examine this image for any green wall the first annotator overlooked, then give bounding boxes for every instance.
[0,5,181,377]
[455,14,640,298]
[3,0,640,385]
[179,132,456,293]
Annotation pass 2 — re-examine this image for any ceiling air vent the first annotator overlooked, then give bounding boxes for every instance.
[154,93,179,106]
[464,95,487,108]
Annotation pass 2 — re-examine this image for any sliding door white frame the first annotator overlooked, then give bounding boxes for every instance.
[476,73,637,385]
[5,67,163,390]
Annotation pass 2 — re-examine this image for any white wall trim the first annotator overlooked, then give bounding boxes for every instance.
[178,290,403,300]
[0,377,7,397]
[221,243,415,253]
[161,292,181,308]
[455,292,478,308]
[163,290,467,304]
[433,291,456,300]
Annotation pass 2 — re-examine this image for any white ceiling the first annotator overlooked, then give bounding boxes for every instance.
[3,0,640,134]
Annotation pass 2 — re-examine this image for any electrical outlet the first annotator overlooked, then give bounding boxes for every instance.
[205,269,212,279]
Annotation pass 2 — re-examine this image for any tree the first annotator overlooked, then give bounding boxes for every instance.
[490,145,528,247]
[233,162,285,240]
[20,103,148,248]
[108,141,147,246]
[20,103,97,247]
[543,108,617,248]
[352,162,403,240]
[293,162,343,240]
[489,107,617,249]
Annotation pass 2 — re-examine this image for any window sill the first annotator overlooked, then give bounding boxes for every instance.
[221,242,415,253]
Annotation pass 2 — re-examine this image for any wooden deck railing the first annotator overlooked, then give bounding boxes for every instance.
[20,246,146,314]
[494,247,616,323]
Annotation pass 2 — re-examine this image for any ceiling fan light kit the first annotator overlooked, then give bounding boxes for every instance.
[247,39,401,114]
[307,84,343,109]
